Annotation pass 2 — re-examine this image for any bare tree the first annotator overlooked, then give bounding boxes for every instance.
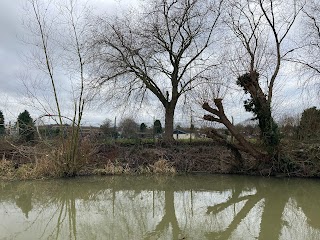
[119,118,139,139]
[286,1,320,92]
[89,0,224,141]
[24,0,88,176]
[203,0,304,159]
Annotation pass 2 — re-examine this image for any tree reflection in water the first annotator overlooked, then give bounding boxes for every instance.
[205,177,320,240]
[144,189,181,240]
[0,175,319,239]
[16,192,32,219]
[50,183,77,240]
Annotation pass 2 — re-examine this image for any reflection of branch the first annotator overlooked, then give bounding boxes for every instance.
[55,199,77,240]
[55,201,67,240]
[40,203,62,239]
[207,182,246,215]
[144,190,181,240]
[70,199,77,240]
[43,193,77,240]
[206,197,261,240]
[206,195,253,214]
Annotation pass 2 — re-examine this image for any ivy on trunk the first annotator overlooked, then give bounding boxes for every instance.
[236,71,280,154]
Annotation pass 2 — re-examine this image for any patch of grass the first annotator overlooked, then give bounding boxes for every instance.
[92,158,176,176]
[149,159,176,174]
[0,159,15,180]
[44,136,97,177]
[0,136,98,180]
[93,160,130,175]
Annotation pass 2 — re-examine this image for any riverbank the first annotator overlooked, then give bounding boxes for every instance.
[1,139,320,180]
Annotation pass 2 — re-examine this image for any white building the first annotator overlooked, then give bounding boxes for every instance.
[173,129,196,140]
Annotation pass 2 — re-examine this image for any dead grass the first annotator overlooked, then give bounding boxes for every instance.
[149,159,176,174]
[0,159,15,180]
[0,136,99,180]
[92,158,176,176]
[93,160,130,175]
[3,138,320,180]
[0,157,62,180]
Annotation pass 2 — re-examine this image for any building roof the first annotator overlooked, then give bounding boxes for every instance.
[173,129,188,134]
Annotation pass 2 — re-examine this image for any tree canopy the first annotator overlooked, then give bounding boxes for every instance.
[202,0,304,159]
[17,110,35,142]
[119,118,138,138]
[90,0,224,140]
[140,123,147,133]
[154,120,163,135]
[300,107,320,139]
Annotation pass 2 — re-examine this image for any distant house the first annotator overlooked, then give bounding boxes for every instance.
[36,124,103,139]
[173,129,195,140]
[80,126,102,137]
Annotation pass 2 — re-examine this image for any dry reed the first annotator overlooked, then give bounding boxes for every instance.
[150,159,176,174]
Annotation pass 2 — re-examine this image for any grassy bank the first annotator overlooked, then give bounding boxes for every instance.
[1,138,320,180]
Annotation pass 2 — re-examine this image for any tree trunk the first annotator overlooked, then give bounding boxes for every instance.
[237,71,280,154]
[203,99,267,161]
[218,114,264,160]
[163,104,175,141]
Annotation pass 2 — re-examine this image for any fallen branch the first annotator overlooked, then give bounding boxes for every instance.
[203,98,268,161]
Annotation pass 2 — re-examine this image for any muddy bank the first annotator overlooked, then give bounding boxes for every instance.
[90,140,320,177]
[92,142,251,174]
[1,140,320,180]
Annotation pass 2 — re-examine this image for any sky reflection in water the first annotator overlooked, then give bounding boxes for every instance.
[0,175,319,240]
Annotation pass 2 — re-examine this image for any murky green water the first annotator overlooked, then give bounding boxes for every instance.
[0,174,319,240]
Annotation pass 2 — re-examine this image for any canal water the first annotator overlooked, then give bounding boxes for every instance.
[0,174,319,240]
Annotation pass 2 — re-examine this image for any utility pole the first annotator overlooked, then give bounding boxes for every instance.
[153,116,155,144]
[231,116,234,143]
[114,116,117,141]
[190,112,193,143]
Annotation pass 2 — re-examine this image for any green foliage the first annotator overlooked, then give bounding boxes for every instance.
[300,107,320,139]
[140,123,147,132]
[236,72,262,116]
[0,110,4,135]
[153,120,163,134]
[17,110,35,142]
[236,72,253,94]
[237,72,280,151]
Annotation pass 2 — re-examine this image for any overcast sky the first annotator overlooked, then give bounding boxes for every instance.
[0,0,147,127]
[0,0,319,128]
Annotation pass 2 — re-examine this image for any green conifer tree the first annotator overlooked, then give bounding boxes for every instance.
[17,110,35,142]
[0,110,4,135]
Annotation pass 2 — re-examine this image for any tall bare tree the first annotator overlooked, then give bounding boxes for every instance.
[25,0,88,176]
[90,0,224,141]
[203,0,304,158]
